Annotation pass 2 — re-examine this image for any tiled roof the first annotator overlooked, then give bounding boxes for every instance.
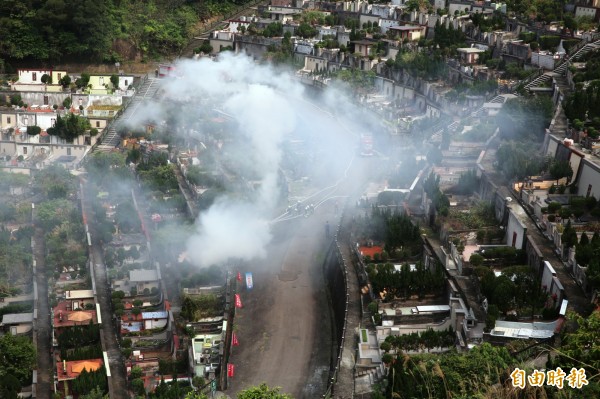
[56,359,103,381]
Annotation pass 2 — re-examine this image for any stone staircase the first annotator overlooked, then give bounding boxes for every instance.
[95,76,161,152]
[354,365,386,394]
[523,39,600,92]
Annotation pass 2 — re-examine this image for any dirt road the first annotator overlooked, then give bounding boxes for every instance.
[227,96,374,398]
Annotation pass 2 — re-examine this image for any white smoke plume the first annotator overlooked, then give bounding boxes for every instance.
[132,53,305,267]
[186,73,297,266]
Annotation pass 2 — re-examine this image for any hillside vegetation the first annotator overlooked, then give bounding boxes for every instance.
[0,0,252,67]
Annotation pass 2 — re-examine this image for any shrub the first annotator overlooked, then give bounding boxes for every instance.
[26,126,41,136]
[469,253,484,266]
[112,291,125,299]
[548,202,561,213]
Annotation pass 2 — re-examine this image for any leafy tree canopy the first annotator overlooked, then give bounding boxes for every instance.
[237,383,293,399]
[47,113,91,142]
[0,334,36,386]
[497,96,553,142]
[0,0,255,63]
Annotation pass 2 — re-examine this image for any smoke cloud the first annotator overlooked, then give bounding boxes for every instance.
[186,70,298,266]
[130,53,310,267]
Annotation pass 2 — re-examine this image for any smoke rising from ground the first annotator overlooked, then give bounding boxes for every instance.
[187,75,297,266]
[131,54,307,267]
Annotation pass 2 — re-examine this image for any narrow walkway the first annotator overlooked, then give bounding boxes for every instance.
[33,227,52,399]
[513,196,590,314]
[82,187,128,398]
[95,76,160,152]
[333,221,363,399]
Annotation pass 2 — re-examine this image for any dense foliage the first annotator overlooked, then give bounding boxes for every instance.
[367,261,446,301]
[496,96,553,142]
[387,49,447,80]
[564,80,600,122]
[0,226,33,296]
[181,293,224,321]
[237,383,293,399]
[0,334,36,386]
[71,366,108,396]
[47,113,91,142]
[0,0,254,64]
[496,141,548,179]
[384,328,455,352]
[384,343,515,399]
[423,172,450,217]
[57,323,101,351]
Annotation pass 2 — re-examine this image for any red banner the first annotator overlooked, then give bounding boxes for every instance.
[235,294,242,308]
[227,363,235,377]
[237,271,242,281]
[232,333,239,346]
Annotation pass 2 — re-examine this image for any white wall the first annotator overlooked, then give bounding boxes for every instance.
[506,209,526,249]
[18,70,51,84]
[577,160,600,199]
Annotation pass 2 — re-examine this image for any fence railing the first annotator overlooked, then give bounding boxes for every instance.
[322,215,353,399]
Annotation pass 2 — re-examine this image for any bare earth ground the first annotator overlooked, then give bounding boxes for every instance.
[227,98,374,398]
[229,213,334,398]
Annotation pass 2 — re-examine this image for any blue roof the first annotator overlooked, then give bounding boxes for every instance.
[121,322,142,332]
[142,311,168,319]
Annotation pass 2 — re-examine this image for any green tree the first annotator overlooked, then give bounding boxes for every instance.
[0,373,21,399]
[0,334,36,385]
[550,159,573,183]
[26,125,41,136]
[59,74,71,88]
[110,74,119,90]
[185,392,208,399]
[237,383,293,399]
[297,22,317,38]
[76,73,91,89]
[497,97,553,142]
[130,366,143,380]
[562,220,578,251]
[47,113,91,142]
[41,73,52,84]
[555,310,600,395]
[33,164,76,199]
[79,386,109,399]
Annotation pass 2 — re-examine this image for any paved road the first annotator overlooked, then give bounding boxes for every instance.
[33,227,52,399]
[227,96,374,398]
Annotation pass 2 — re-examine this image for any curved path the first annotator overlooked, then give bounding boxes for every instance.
[227,97,373,398]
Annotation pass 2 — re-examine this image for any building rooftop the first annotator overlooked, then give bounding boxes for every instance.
[56,359,104,381]
[457,47,485,53]
[142,311,169,320]
[65,290,94,300]
[53,301,98,327]
[490,319,560,339]
[130,269,159,282]
[1,312,34,325]
[388,25,422,31]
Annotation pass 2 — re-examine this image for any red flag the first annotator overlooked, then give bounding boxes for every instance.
[235,294,242,308]
[227,363,235,377]
[237,271,242,281]
[232,333,239,346]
